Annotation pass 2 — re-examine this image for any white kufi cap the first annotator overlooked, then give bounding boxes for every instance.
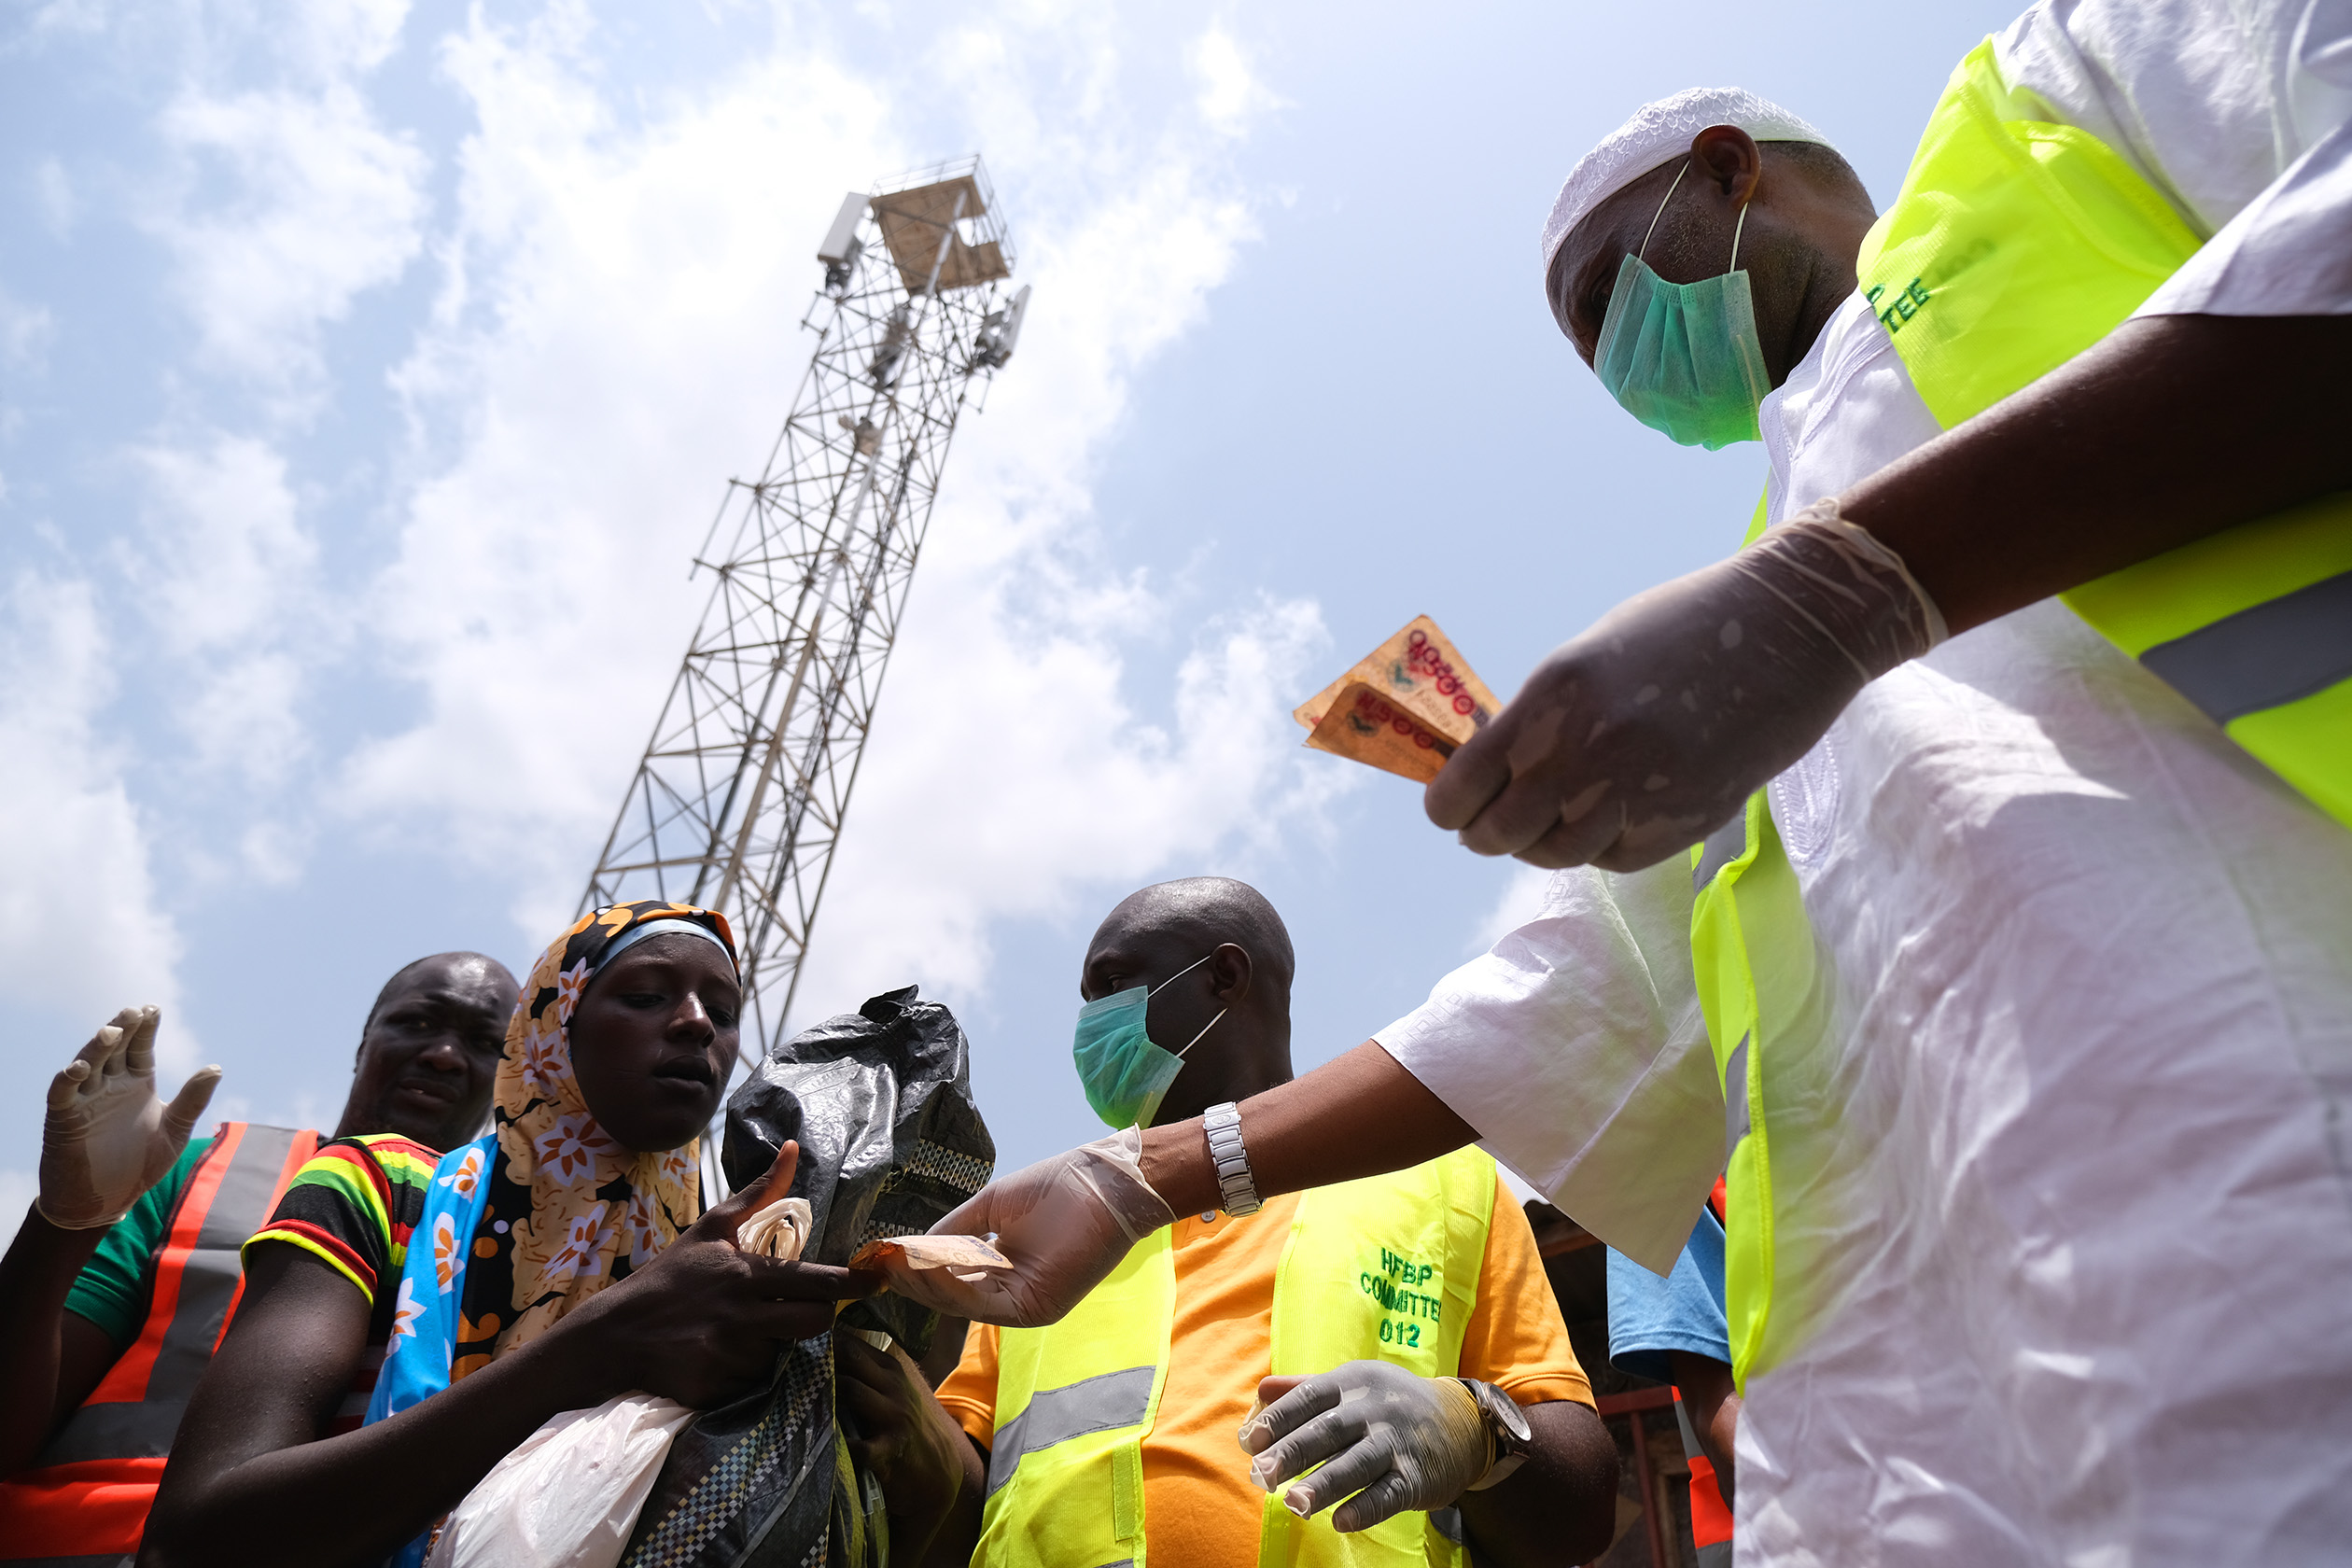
[1539,88,1837,285]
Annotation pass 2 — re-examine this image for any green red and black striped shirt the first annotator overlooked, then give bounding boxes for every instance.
[245,1133,442,1427]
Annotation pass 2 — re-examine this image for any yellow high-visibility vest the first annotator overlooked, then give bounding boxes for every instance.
[1693,36,2351,1396]
[1858,39,2352,830]
[974,1148,1496,1568]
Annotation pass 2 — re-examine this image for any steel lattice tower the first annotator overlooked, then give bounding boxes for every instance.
[581,157,1030,1060]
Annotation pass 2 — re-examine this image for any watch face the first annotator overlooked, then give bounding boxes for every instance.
[1480,1381,1533,1443]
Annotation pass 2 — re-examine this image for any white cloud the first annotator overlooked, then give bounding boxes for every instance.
[340,17,899,903]
[128,433,320,782]
[33,158,77,240]
[797,594,1341,1013]
[239,818,311,885]
[337,2,1322,1034]
[147,1,426,392]
[0,287,55,372]
[0,571,191,1069]
[1188,24,1281,140]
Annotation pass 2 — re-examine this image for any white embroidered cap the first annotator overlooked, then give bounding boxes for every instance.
[1539,88,1838,287]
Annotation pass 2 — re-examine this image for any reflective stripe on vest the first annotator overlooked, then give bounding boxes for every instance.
[976,1148,1497,1568]
[987,1365,1158,1498]
[0,1123,315,1567]
[1855,38,2352,831]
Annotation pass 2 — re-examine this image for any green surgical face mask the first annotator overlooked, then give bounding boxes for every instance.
[1593,161,1771,451]
[1071,952,1226,1130]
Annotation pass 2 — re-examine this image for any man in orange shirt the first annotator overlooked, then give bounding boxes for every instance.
[922,877,1617,1568]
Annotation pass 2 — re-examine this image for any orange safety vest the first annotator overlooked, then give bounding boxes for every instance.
[0,1123,316,1568]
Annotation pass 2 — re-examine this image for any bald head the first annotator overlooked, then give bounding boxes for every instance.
[339,951,520,1152]
[1093,877,1295,998]
[362,952,507,1030]
[1081,878,1297,1126]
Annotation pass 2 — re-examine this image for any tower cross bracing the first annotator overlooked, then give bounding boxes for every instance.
[581,155,1029,1060]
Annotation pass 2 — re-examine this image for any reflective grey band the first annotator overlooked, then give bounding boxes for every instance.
[2138,568,2352,724]
[1723,1034,1751,1161]
[987,1365,1156,1497]
[1693,814,1748,894]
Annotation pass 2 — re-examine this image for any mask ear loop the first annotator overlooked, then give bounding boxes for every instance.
[1173,1009,1227,1058]
[1638,158,1757,274]
[1637,161,1690,262]
[1147,951,1228,1058]
[1147,951,1214,998]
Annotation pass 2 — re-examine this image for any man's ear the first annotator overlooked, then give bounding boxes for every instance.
[1210,943,1254,1007]
[1690,124,1764,204]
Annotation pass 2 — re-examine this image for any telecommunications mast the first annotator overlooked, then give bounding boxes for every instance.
[581,156,1030,1061]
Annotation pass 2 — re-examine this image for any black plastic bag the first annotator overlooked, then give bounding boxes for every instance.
[620,987,995,1568]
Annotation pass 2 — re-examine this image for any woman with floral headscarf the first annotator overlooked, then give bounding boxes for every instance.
[143,902,888,1567]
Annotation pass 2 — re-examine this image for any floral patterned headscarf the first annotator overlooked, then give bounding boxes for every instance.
[449,900,738,1379]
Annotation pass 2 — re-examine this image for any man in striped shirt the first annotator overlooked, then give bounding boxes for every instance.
[0,951,520,1484]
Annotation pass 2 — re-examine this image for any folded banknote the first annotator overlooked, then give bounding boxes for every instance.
[1295,616,1498,783]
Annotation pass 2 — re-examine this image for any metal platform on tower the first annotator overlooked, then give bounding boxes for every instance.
[581,155,1031,1063]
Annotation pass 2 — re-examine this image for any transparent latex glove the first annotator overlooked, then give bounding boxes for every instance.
[1239,1360,1491,1532]
[1427,500,1945,872]
[861,1127,1175,1327]
[40,1006,222,1229]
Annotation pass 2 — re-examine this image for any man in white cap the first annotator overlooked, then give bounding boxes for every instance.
[871,3,2352,1561]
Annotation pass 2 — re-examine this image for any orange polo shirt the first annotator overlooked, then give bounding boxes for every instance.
[935,1174,1590,1567]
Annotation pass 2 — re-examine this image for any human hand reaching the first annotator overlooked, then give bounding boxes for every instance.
[39,1006,220,1230]
[861,1127,1175,1328]
[1426,502,1943,872]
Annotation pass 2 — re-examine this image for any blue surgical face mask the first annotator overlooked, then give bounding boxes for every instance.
[1592,161,1771,450]
[1072,952,1227,1130]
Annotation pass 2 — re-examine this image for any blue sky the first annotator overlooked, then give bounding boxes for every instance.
[0,0,2019,1200]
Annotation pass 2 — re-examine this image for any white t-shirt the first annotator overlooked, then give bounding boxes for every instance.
[1379,1,2352,1560]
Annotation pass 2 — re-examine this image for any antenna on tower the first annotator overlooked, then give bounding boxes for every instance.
[581,155,1025,1091]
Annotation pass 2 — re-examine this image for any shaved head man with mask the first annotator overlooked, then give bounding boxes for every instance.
[877,5,2352,1561]
[913,878,1617,1568]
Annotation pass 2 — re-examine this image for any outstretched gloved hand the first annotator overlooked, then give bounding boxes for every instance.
[1427,500,1945,872]
[40,1006,222,1230]
[1239,1360,1491,1532]
[860,1127,1175,1328]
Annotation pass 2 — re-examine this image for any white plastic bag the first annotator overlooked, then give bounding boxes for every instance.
[428,1195,818,1567]
[426,1392,695,1568]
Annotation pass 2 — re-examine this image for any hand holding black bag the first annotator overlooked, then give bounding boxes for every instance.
[620,987,994,1568]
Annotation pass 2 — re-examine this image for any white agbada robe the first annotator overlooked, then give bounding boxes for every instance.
[1379,2,2352,1560]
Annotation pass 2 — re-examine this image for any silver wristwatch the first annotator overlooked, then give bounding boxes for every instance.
[1202,1101,1262,1216]
[1460,1378,1534,1491]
